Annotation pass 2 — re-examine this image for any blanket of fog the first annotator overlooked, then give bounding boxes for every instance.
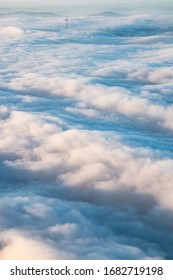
[0,6,173,260]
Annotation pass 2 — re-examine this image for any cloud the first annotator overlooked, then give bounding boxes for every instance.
[48,223,77,235]
[0,195,166,260]
[5,74,173,131]
[0,27,24,36]
[0,106,11,119]
[148,68,173,84]
[0,108,172,258]
[0,110,173,212]
[0,229,70,260]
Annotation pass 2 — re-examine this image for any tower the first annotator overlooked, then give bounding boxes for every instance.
[65,16,68,30]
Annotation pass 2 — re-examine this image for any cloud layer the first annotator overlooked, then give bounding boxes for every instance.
[0,7,173,260]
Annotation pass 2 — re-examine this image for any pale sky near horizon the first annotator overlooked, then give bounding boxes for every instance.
[0,0,172,8]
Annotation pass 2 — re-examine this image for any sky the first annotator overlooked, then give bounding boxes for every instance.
[0,3,173,260]
[0,0,173,8]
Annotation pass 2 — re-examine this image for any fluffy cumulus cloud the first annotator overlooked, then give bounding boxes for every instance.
[0,26,24,36]
[6,74,173,130]
[0,229,70,260]
[0,6,173,260]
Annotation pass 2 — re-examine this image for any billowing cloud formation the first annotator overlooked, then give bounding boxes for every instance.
[6,74,173,130]
[0,229,71,260]
[0,7,173,260]
[0,27,24,36]
[1,109,173,210]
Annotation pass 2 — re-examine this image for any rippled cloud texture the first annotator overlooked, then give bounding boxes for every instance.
[0,6,173,260]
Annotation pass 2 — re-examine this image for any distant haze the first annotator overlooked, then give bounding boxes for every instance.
[0,0,173,9]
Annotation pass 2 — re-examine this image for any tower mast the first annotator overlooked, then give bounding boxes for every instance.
[65,16,68,30]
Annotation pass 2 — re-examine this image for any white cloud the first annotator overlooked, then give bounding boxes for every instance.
[48,223,77,235]
[5,74,173,130]
[0,110,173,212]
[0,106,11,119]
[0,229,70,260]
[0,27,24,36]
